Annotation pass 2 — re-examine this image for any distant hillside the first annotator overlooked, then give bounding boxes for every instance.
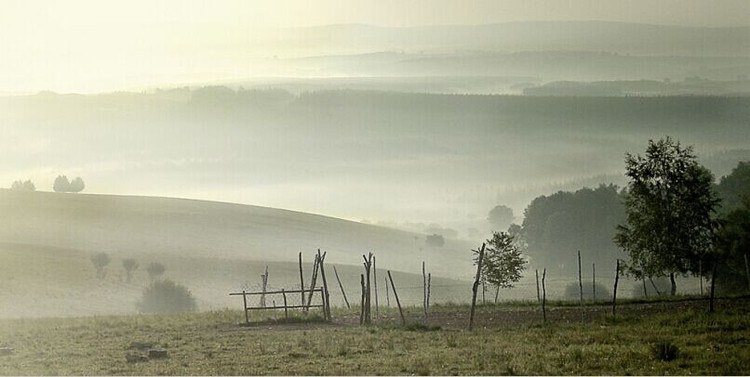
[0,190,477,279]
[271,22,750,57]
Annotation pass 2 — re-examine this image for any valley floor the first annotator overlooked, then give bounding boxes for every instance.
[0,297,747,375]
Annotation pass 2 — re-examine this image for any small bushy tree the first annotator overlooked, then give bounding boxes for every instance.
[53,175,70,192]
[137,279,197,313]
[122,258,139,283]
[147,262,166,281]
[488,205,514,231]
[90,252,111,279]
[69,177,85,193]
[475,231,527,291]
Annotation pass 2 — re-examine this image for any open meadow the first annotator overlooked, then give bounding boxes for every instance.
[0,297,747,375]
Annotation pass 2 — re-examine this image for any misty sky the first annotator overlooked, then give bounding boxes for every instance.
[2,0,749,93]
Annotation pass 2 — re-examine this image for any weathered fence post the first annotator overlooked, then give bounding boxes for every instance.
[242,290,249,324]
[282,289,288,319]
[305,255,320,311]
[422,261,427,317]
[385,275,390,308]
[649,277,662,296]
[469,243,486,331]
[359,274,366,325]
[612,259,620,316]
[260,266,269,307]
[333,266,350,309]
[427,272,431,311]
[362,253,373,325]
[387,270,405,325]
[542,268,547,323]
[373,256,379,317]
[299,252,305,304]
[494,284,500,304]
[577,251,584,322]
[592,262,596,302]
[535,269,541,303]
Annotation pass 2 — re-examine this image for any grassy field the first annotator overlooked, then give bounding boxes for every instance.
[0,298,747,375]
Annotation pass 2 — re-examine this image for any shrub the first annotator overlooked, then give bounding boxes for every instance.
[650,340,680,361]
[137,279,197,313]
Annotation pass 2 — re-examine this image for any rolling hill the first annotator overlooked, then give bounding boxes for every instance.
[0,189,483,318]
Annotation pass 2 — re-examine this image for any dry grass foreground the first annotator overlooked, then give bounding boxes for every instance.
[0,298,747,375]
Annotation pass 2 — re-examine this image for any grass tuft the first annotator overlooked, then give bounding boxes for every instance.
[650,340,680,361]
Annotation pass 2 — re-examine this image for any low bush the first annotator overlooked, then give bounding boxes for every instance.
[137,279,197,313]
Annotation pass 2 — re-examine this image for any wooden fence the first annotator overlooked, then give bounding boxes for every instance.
[229,287,330,324]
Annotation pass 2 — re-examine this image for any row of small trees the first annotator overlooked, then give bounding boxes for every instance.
[8,176,85,192]
[89,253,165,282]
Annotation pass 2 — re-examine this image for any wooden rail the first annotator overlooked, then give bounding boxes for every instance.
[229,287,329,324]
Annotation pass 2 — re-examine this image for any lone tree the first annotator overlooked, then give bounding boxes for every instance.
[90,252,111,279]
[475,231,527,296]
[615,137,720,295]
[53,175,71,192]
[488,205,514,231]
[122,258,139,283]
[147,262,166,281]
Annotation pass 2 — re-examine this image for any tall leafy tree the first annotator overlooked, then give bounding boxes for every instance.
[615,137,720,295]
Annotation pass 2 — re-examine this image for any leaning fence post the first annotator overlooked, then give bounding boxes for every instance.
[535,269,540,303]
[387,270,405,325]
[469,243,486,331]
[333,266,350,309]
[317,250,331,320]
[422,261,427,317]
[612,259,620,316]
[744,253,750,292]
[306,255,320,311]
[299,252,306,304]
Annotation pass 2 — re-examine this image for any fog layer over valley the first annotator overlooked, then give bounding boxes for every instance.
[2,91,748,231]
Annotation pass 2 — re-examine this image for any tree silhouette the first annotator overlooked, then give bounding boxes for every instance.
[615,137,720,295]
[69,177,85,193]
[53,175,70,192]
[10,180,35,191]
[122,258,139,283]
[90,252,111,279]
[488,205,514,231]
[147,262,166,281]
